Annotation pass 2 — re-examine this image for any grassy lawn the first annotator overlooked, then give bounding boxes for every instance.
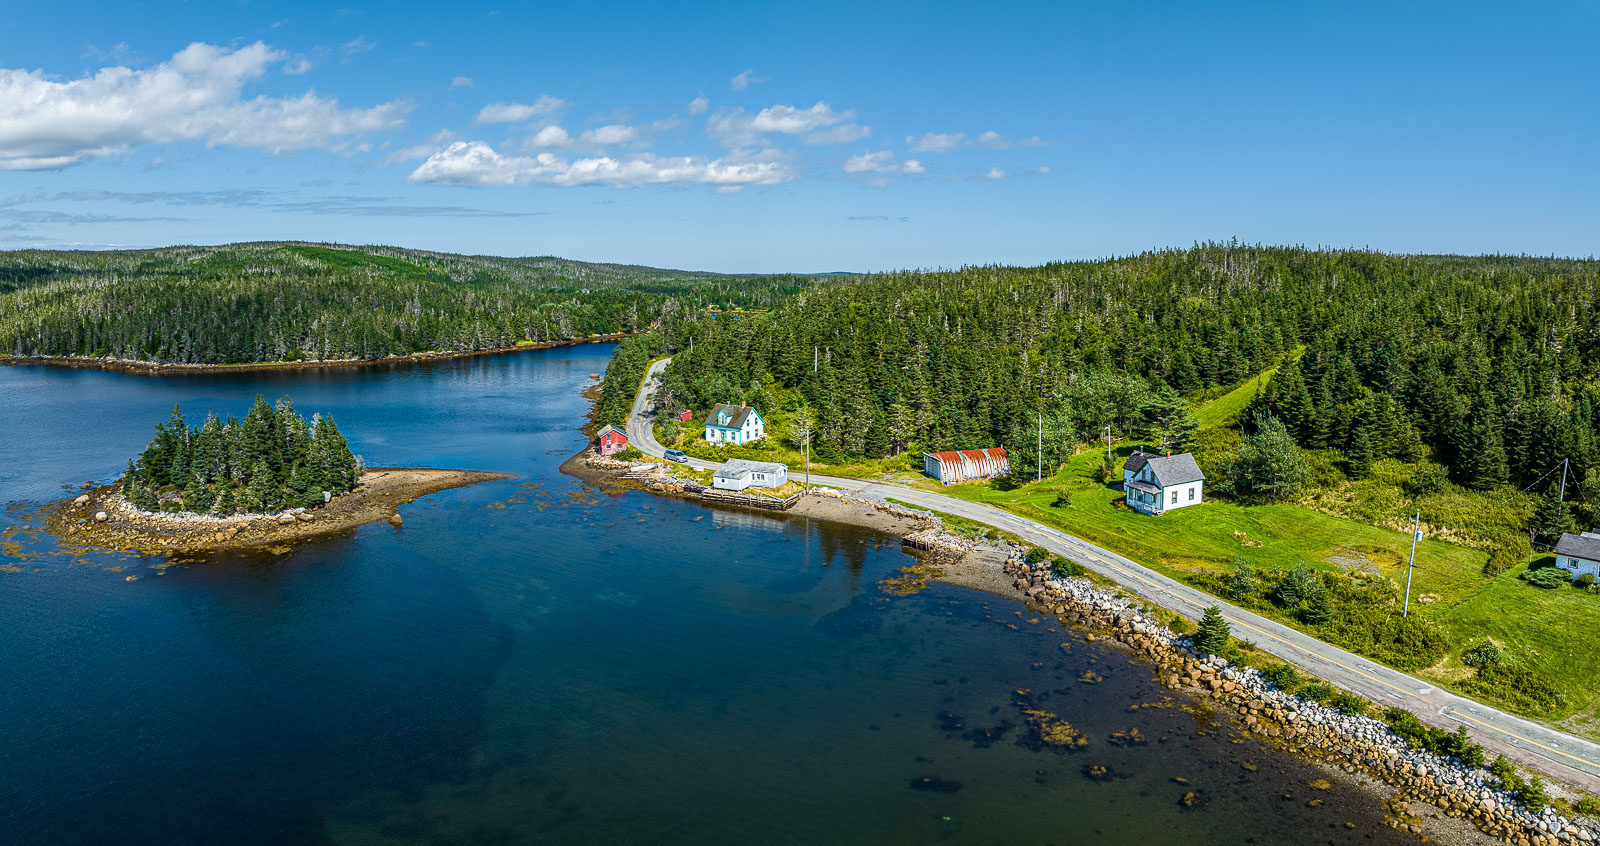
[1191,349,1299,429]
[934,447,1600,732]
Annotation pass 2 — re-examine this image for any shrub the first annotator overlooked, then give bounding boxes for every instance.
[1523,566,1571,589]
[1193,606,1231,656]
[1051,490,1072,508]
[1383,708,1485,767]
[1462,658,1563,713]
[1051,557,1085,578]
[1573,795,1600,817]
[1225,558,1257,603]
[1484,538,1528,577]
[616,446,644,461]
[1026,546,1051,564]
[1403,463,1450,497]
[1299,681,1336,703]
[1581,574,1597,588]
[1258,663,1302,692]
[1330,690,1368,716]
[1461,641,1506,669]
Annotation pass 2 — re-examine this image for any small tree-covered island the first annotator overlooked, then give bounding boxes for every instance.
[52,395,512,554]
[123,396,362,516]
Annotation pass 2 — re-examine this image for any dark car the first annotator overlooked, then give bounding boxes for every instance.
[664,449,689,463]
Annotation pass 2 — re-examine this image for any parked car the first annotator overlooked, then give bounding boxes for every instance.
[664,449,689,463]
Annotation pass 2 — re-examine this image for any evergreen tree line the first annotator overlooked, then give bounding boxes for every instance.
[0,242,812,364]
[122,396,362,516]
[633,244,1600,513]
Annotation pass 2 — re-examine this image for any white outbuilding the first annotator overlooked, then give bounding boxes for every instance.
[1555,532,1600,580]
[712,459,789,492]
[1122,449,1205,515]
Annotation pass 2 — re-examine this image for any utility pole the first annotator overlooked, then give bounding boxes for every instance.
[1104,425,1113,461]
[813,346,818,373]
[805,437,810,490]
[1560,458,1570,502]
[1402,509,1421,617]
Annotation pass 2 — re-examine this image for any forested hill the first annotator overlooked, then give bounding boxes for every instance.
[629,245,1600,516]
[0,242,809,364]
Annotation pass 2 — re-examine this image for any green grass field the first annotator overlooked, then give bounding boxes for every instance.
[932,447,1600,733]
[1192,347,1302,429]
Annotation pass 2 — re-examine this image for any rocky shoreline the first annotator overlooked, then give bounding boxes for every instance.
[0,332,633,376]
[48,468,513,558]
[1003,552,1598,845]
[577,449,1595,842]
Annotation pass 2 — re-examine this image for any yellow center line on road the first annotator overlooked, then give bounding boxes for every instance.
[1446,708,1600,771]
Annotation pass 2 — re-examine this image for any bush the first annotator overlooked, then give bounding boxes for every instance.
[1573,795,1600,817]
[1523,566,1571,589]
[1225,558,1257,602]
[1026,546,1051,564]
[1404,463,1450,497]
[1052,557,1085,578]
[1461,641,1506,669]
[1581,574,1597,588]
[1484,537,1528,576]
[616,446,644,461]
[1330,690,1368,716]
[1383,708,1485,767]
[1491,757,1550,811]
[1299,681,1336,703]
[1258,663,1302,692]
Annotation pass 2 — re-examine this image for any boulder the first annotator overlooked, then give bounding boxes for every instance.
[94,511,108,522]
[73,494,90,507]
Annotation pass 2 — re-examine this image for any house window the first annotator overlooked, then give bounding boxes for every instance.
[1170,490,1178,505]
[1188,487,1195,501]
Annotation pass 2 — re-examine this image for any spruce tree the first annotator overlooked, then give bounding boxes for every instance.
[1531,494,1577,544]
[1194,606,1231,656]
[181,468,214,513]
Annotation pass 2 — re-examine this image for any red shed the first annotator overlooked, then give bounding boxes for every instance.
[597,424,628,456]
[676,409,692,423]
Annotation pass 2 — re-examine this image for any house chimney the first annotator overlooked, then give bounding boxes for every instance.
[1165,450,1171,458]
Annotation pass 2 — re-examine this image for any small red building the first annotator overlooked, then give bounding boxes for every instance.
[597,424,628,456]
[676,409,692,423]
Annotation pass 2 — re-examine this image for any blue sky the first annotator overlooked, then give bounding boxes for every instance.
[1,1,1595,271]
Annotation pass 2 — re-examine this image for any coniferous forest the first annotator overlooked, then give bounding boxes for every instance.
[122,396,361,516]
[616,244,1600,529]
[0,242,809,364]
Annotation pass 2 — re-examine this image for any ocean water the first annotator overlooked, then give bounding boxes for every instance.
[0,346,1417,844]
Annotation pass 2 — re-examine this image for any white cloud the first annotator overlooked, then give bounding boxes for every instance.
[450,75,474,89]
[907,132,967,153]
[842,151,925,177]
[1035,165,1050,174]
[586,124,638,146]
[842,151,895,174]
[804,123,870,145]
[708,101,855,147]
[976,130,1046,149]
[408,140,787,190]
[0,42,410,170]
[473,96,568,125]
[749,102,852,134]
[528,125,571,147]
[984,167,1006,180]
[283,55,314,75]
[846,214,888,221]
[730,69,765,91]
[340,36,376,60]
[686,95,709,116]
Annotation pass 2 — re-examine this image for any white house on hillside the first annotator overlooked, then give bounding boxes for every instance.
[1555,532,1600,580]
[1122,449,1205,515]
[712,459,788,492]
[705,403,766,446]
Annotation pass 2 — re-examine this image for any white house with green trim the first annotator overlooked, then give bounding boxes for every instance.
[705,403,766,446]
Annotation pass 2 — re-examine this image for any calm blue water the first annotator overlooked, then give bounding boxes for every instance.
[0,346,1416,845]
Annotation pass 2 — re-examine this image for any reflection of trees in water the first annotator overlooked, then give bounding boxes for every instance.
[708,504,885,581]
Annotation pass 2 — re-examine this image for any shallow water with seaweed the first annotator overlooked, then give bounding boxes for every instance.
[0,347,1424,844]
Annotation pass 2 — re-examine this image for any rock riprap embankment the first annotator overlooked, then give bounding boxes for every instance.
[1001,553,1597,846]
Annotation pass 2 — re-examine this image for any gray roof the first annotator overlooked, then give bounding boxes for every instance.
[713,458,786,480]
[1556,532,1600,563]
[707,403,760,429]
[1123,449,1206,487]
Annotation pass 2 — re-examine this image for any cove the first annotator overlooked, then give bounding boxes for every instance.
[0,346,1432,844]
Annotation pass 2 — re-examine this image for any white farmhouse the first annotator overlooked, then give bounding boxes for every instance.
[705,403,766,446]
[712,459,789,492]
[1122,449,1205,515]
[1554,532,1600,580]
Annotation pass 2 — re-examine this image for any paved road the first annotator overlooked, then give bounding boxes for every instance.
[626,356,1600,791]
